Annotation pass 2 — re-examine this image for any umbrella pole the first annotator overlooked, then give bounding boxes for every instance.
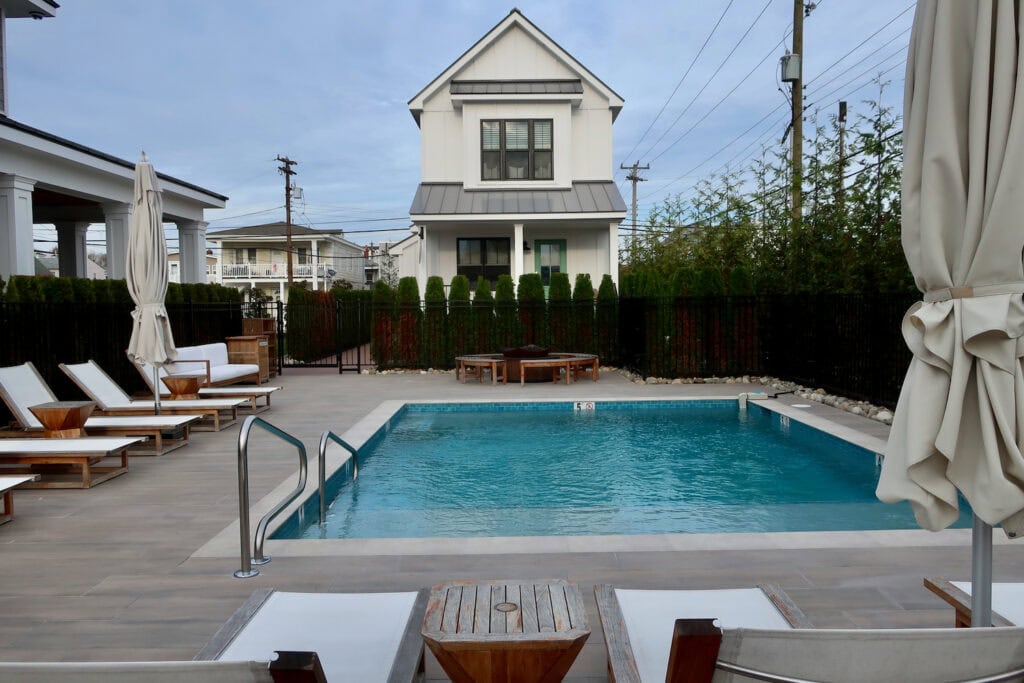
[153,366,162,416]
[970,514,993,627]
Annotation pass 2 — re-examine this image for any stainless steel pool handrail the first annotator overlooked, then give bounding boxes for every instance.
[317,431,359,524]
[235,415,308,578]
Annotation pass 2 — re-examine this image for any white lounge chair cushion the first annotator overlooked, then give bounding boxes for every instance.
[714,625,1024,683]
[952,581,1024,625]
[172,344,259,384]
[614,588,792,683]
[137,361,279,397]
[217,591,418,683]
[0,437,140,454]
[0,363,58,428]
[84,416,197,429]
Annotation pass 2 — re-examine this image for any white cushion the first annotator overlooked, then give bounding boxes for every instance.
[210,364,259,383]
[951,581,1024,625]
[204,344,230,366]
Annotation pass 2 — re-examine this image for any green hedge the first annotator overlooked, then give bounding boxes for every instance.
[0,275,236,305]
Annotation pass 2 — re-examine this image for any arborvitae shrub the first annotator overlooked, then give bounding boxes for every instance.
[11,275,42,302]
[670,267,697,296]
[71,278,97,304]
[471,277,494,353]
[547,272,572,350]
[728,266,755,296]
[448,275,472,358]
[396,277,422,367]
[422,276,447,368]
[493,274,518,349]
[595,274,618,363]
[572,274,595,353]
[694,268,725,296]
[516,273,545,346]
[41,277,74,303]
[370,280,396,368]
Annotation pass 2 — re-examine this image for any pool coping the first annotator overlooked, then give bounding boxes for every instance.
[192,394,991,560]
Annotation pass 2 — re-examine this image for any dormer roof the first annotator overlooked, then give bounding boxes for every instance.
[408,8,623,126]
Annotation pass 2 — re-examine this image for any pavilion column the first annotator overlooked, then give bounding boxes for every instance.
[0,174,37,278]
[102,202,132,279]
[608,221,620,289]
[55,221,90,278]
[176,220,208,283]
[513,223,525,281]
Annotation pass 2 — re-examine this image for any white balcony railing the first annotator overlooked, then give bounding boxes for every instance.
[220,263,336,280]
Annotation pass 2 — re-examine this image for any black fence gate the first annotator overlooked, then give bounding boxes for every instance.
[272,297,373,373]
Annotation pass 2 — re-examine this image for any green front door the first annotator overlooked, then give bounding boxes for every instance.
[534,239,567,291]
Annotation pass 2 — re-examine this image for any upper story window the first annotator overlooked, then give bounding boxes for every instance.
[481,119,553,181]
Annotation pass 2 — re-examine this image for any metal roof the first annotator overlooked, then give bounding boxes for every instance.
[207,222,345,238]
[450,79,583,95]
[409,182,626,216]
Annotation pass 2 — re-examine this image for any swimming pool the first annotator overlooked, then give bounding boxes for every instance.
[273,399,959,540]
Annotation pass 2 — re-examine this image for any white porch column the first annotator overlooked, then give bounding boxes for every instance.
[102,202,131,279]
[278,281,286,302]
[0,174,37,278]
[512,223,524,282]
[608,221,620,290]
[55,221,90,277]
[415,225,426,295]
[176,220,208,283]
[311,239,320,290]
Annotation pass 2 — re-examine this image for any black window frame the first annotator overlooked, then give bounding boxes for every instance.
[456,237,511,290]
[480,119,553,181]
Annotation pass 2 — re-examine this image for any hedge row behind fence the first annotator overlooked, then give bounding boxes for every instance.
[0,301,245,427]
[284,288,373,363]
[367,293,917,407]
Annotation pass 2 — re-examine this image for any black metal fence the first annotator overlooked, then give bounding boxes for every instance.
[0,300,246,426]
[0,293,919,418]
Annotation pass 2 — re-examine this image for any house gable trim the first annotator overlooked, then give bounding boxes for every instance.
[407,9,623,125]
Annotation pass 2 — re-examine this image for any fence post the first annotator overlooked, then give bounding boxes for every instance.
[336,297,344,374]
[275,300,284,374]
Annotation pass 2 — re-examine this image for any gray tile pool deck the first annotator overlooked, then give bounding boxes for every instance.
[1,368,1022,681]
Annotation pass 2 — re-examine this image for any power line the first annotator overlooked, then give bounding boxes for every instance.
[638,0,779,164]
[803,2,915,86]
[615,0,737,173]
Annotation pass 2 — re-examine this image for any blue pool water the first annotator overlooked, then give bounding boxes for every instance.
[274,400,957,539]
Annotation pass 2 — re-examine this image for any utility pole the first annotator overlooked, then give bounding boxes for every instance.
[790,0,807,235]
[620,161,649,264]
[837,100,847,217]
[276,155,298,286]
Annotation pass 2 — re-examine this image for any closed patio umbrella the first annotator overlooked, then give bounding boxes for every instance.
[877,0,1024,627]
[125,152,176,414]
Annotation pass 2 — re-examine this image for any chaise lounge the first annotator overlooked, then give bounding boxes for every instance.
[0,362,200,455]
[924,577,1024,627]
[60,361,247,432]
[596,584,1024,682]
[133,358,280,412]
[197,588,429,682]
[0,436,140,488]
[594,584,810,683]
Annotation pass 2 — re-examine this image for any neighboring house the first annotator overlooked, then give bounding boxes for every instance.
[405,9,627,295]
[206,222,365,301]
[362,241,401,287]
[35,253,105,279]
[167,252,216,284]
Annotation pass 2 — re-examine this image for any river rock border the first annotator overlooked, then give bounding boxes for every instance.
[620,369,894,425]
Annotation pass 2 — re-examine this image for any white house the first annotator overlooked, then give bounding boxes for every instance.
[404,9,627,295]
[167,252,216,284]
[206,222,366,301]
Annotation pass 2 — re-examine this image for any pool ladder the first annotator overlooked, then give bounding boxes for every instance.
[234,415,359,579]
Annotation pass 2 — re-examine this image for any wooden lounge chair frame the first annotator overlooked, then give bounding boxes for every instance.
[924,577,1015,627]
[132,358,280,412]
[0,437,139,488]
[0,474,38,524]
[594,584,811,683]
[59,361,243,432]
[197,588,429,682]
[0,362,200,455]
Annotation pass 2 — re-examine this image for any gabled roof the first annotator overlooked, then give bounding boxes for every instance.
[207,222,344,238]
[408,8,623,125]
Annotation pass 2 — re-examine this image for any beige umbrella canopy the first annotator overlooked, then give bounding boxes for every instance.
[877,0,1024,625]
[125,153,176,412]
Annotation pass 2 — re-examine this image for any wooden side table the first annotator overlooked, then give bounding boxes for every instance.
[27,401,95,438]
[161,373,206,400]
[422,579,589,682]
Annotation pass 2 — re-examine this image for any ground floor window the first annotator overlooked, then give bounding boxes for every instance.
[457,237,510,289]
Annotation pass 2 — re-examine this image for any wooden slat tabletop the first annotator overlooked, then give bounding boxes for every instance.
[423,579,588,641]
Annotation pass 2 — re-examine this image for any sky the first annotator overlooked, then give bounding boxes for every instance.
[5,0,915,254]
